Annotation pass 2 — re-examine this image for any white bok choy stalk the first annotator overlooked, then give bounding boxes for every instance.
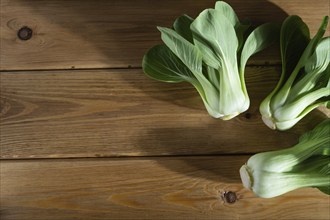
[142,1,279,120]
[260,15,330,130]
[240,119,330,198]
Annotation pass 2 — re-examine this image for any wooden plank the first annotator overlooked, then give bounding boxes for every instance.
[1,156,329,220]
[1,0,329,70]
[1,68,328,159]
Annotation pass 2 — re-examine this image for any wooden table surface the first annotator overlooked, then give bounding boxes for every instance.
[1,0,329,219]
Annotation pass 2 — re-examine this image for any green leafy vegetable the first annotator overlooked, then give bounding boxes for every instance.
[240,119,330,198]
[260,15,330,130]
[142,1,279,120]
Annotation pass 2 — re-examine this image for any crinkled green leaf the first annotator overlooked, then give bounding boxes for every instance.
[190,9,238,69]
[305,37,330,73]
[268,16,310,112]
[157,27,202,73]
[272,16,328,110]
[287,37,330,102]
[173,15,194,43]
[158,26,220,116]
[239,23,279,97]
[295,16,329,73]
[142,44,220,118]
[280,16,310,80]
[240,23,279,75]
[214,1,239,27]
[142,44,195,83]
[236,23,252,52]
[215,1,251,50]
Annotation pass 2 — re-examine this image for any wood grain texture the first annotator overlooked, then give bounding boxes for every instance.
[1,156,329,220]
[1,1,330,219]
[1,68,328,159]
[1,0,329,70]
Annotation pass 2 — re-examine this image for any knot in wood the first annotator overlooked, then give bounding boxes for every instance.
[223,191,237,204]
[17,26,33,40]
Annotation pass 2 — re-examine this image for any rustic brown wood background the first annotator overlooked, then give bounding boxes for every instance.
[1,0,329,219]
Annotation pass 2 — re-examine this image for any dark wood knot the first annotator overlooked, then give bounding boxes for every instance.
[221,191,237,204]
[17,26,33,40]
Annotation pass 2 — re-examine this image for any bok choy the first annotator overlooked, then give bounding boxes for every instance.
[260,16,330,130]
[240,119,330,198]
[143,1,278,120]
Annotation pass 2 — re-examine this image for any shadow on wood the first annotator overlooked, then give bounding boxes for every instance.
[136,109,328,182]
[2,0,290,70]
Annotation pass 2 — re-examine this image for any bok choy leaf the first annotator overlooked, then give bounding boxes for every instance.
[240,119,330,198]
[142,1,279,120]
[260,15,330,130]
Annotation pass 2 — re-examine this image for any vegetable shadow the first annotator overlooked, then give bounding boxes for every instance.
[136,109,328,183]
[12,0,289,69]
